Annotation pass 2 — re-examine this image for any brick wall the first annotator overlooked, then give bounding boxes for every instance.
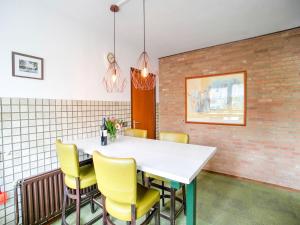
[159,28,300,189]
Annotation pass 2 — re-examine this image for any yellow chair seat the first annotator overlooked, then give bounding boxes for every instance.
[106,184,160,221]
[64,164,97,189]
[144,172,169,183]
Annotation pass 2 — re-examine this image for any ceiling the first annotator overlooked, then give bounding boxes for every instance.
[41,0,300,59]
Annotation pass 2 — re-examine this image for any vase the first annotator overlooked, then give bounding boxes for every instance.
[108,133,117,142]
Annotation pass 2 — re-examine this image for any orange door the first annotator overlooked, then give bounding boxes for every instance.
[131,68,156,139]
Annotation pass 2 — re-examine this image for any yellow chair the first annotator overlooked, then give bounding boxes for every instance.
[56,140,101,225]
[144,131,189,225]
[124,128,148,138]
[93,151,160,225]
[159,131,188,144]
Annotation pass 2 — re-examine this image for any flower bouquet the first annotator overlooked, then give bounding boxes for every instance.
[105,117,123,142]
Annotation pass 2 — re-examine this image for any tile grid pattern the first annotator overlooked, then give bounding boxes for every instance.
[0,97,131,225]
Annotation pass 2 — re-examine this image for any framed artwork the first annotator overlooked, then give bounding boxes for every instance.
[12,52,44,80]
[185,71,247,126]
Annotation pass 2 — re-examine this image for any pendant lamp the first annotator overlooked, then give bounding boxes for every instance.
[132,0,156,91]
[103,5,126,93]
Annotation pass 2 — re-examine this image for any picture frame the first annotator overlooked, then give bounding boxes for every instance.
[12,52,44,80]
[185,71,247,126]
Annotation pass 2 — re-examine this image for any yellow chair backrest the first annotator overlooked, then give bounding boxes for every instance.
[56,140,80,178]
[159,131,189,144]
[124,128,147,138]
[93,151,137,205]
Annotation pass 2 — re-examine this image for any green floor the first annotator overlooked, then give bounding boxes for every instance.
[52,171,300,225]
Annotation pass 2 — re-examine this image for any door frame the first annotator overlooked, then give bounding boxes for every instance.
[130,70,156,139]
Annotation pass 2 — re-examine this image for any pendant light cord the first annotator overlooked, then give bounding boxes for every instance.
[143,0,146,66]
[143,0,146,53]
[113,11,116,71]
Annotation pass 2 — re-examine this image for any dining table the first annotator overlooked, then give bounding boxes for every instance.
[68,135,217,225]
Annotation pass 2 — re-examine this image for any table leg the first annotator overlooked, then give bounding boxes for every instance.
[170,180,181,190]
[186,178,197,225]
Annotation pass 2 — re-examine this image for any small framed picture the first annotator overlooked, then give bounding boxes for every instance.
[12,52,44,80]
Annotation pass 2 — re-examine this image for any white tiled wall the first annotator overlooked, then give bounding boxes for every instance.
[0,97,131,225]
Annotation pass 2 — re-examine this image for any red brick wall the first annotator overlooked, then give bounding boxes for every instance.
[159,28,300,189]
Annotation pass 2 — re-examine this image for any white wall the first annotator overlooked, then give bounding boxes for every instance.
[0,0,146,101]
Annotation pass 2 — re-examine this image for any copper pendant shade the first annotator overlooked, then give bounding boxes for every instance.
[103,4,126,93]
[132,0,156,91]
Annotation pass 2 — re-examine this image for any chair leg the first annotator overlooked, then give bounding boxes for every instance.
[75,179,81,225]
[131,205,137,225]
[162,181,165,207]
[61,186,67,225]
[170,188,176,225]
[102,196,108,225]
[155,202,160,225]
[182,185,186,215]
[90,193,96,213]
[76,189,81,225]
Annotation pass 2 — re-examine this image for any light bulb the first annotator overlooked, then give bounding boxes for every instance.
[142,67,148,78]
[111,74,117,83]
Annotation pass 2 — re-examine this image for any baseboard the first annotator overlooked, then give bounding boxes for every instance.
[203,169,300,192]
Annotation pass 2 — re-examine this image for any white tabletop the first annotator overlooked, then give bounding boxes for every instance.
[68,136,217,184]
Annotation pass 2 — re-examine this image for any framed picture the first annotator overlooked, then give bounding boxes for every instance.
[185,71,247,126]
[12,52,44,80]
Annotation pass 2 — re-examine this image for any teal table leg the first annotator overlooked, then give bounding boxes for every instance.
[186,178,197,225]
[170,180,181,190]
